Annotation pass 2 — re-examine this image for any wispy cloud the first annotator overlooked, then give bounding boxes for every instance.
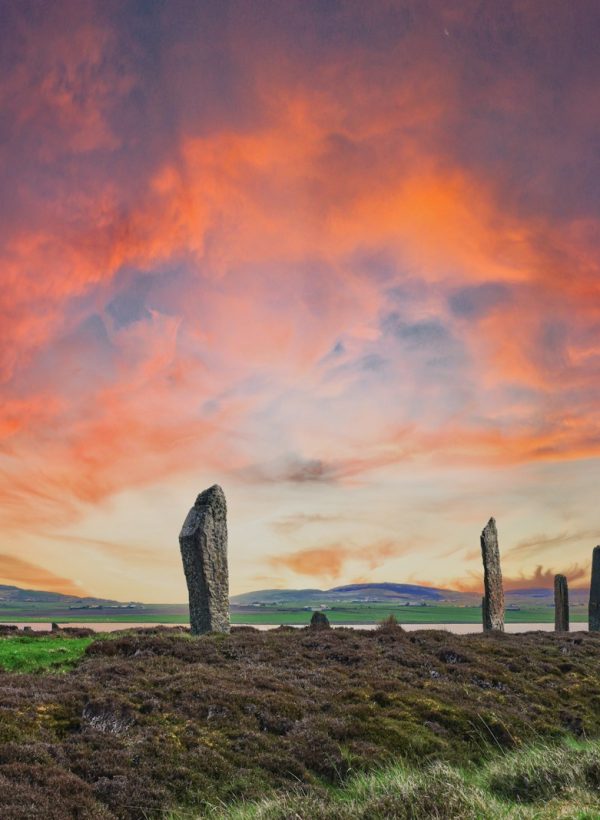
[269,540,411,581]
[0,554,87,596]
[270,513,343,535]
[506,530,600,561]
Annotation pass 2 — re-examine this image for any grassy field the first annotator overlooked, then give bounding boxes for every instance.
[0,601,589,625]
[0,635,94,672]
[230,604,587,625]
[2,626,600,818]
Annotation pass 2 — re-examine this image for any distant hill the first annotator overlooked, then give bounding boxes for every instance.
[329,583,454,600]
[230,582,476,606]
[0,581,589,610]
[0,584,120,606]
[230,582,590,608]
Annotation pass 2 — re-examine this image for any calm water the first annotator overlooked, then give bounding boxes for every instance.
[3,621,589,633]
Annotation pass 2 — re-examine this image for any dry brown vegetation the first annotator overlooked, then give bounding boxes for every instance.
[1,625,600,818]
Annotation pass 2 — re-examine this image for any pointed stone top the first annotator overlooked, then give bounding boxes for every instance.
[180,485,227,540]
[482,517,497,533]
[193,484,226,508]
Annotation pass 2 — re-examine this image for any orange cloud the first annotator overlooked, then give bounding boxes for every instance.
[0,553,87,596]
[269,540,409,581]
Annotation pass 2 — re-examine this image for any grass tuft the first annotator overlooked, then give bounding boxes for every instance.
[192,740,600,819]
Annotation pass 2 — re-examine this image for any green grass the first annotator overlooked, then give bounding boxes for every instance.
[186,739,600,819]
[0,602,588,625]
[230,603,587,625]
[0,635,93,672]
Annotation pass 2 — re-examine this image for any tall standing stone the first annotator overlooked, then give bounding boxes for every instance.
[554,574,569,632]
[179,485,230,635]
[589,546,600,632]
[480,517,504,632]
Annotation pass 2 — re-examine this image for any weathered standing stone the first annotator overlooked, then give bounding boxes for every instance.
[589,546,600,632]
[179,485,230,635]
[554,574,569,632]
[310,611,330,630]
[480,517,504,632]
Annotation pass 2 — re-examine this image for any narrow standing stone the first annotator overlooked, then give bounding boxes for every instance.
[179,484,230,635]
[480,517,504,632]
[554,574,569,632]
[589,546,600,632]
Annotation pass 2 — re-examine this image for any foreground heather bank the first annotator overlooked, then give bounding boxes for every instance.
[2,626,600,818]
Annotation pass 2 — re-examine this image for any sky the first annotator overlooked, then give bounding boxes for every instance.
[0,0,599,602]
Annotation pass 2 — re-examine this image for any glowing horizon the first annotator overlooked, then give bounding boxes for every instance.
[0,1,599,602]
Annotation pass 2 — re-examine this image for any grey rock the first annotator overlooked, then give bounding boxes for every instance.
[554,574,569,632]
[310,611,330,630]
[480,517,504,632]
[589,546,600,632]
[179,484,230,635]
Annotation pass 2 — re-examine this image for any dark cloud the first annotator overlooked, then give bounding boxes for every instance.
[241,455,337,485]
[448,282,511,319]
[381,314,463,371]
[382,314,451,347]
[106,273,154,328]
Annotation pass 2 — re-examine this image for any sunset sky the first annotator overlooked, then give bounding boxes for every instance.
[1,0,599,601]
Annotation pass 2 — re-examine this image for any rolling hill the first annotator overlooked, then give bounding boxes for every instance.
[0,584,119,606]
[0,581,590,613]
[230,582,590,607]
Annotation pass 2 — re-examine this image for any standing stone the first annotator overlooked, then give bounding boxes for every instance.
[554,574,569,632]
[310,611,330,630]
[480,517,504,632]
[589,546,600,632]
[179,485,230,635]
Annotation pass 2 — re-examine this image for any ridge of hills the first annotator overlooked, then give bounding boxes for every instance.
[0,585,127,606]
[230,581,589,607]
[0,581,590,608]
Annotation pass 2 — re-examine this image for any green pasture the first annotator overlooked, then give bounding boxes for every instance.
[0,635,94,673]
[0,601,589,626]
